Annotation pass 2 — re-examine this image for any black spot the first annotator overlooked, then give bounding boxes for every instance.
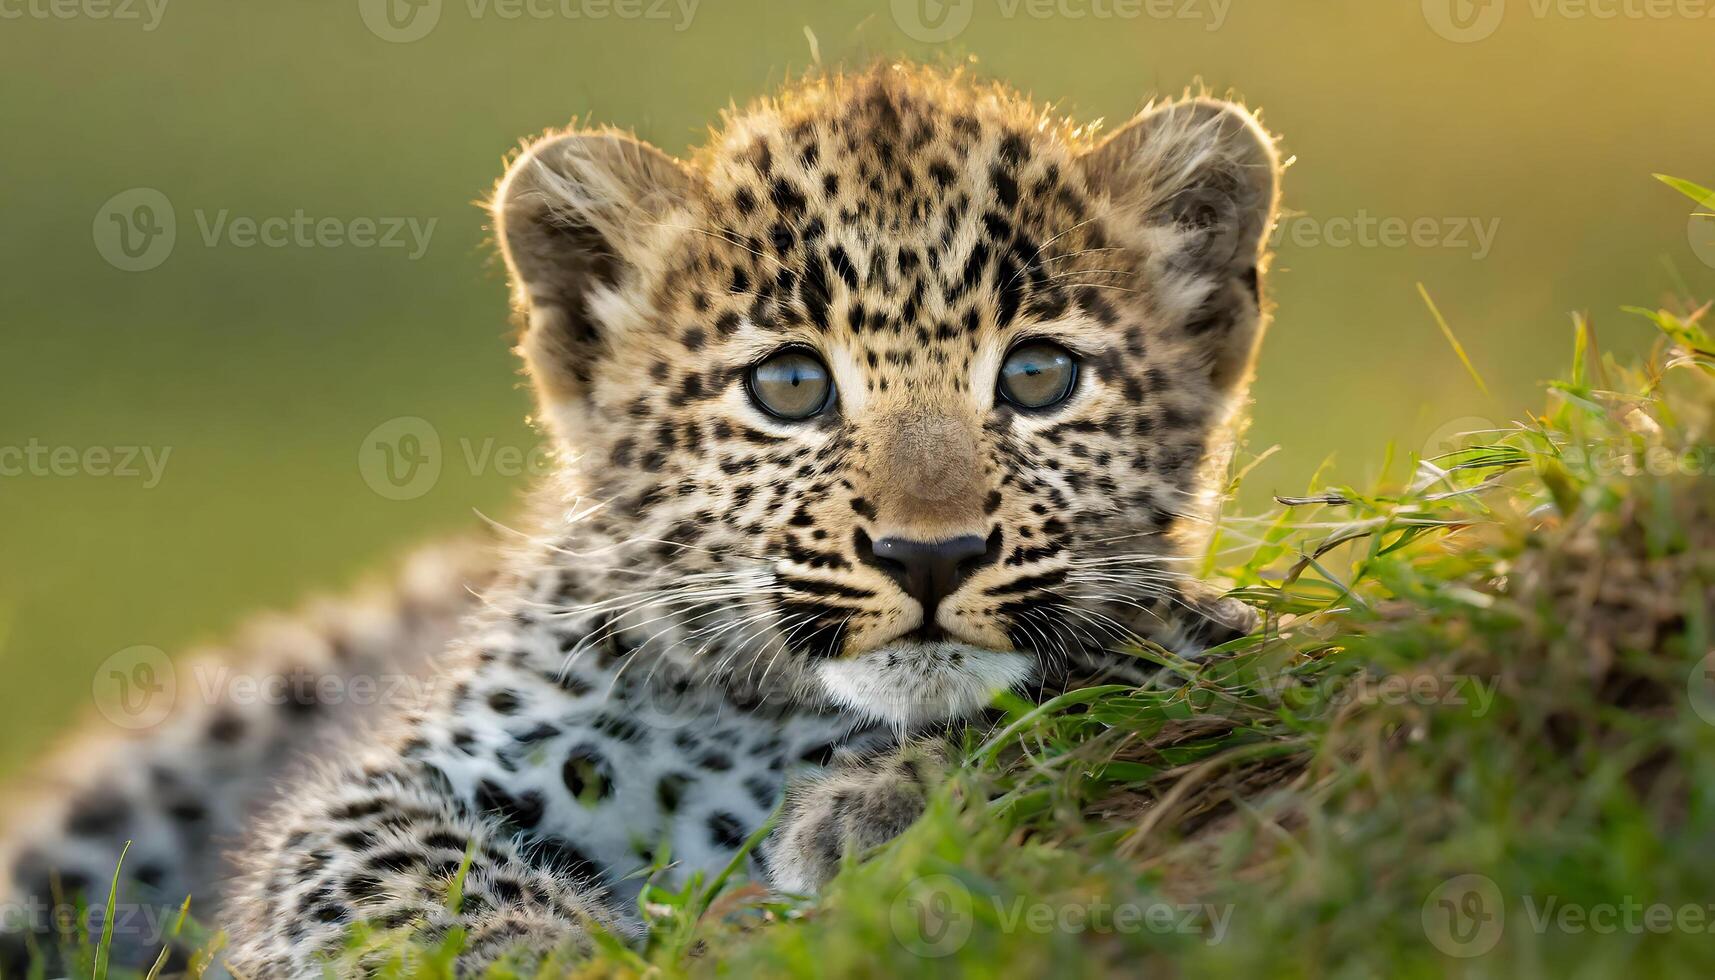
[134,862,166,889]
[313,902,348,924]
[338,828,380,850]
[562,747,614,803]
[707,811,749,850]
[166,800,207,824]
[827,247,859,290]
[511,722,560,744]
[799,742,840,767]
[656,772,693,813]
[65,793,127,837]
[330,799,388,821]
[422,831,469,853]
[991,165,1019,208]
[490,877,523,904]
[475,781,544,830]
[534,836,604,882]
[344,874,383,900]
[365,849,421,874]
[744,775,779,811]
[771,177,807,215]
[207,711,246,744]
[592,713,646,744]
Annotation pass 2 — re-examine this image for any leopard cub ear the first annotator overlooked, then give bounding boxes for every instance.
[492,130,694,432]
[1078,98,1282,392]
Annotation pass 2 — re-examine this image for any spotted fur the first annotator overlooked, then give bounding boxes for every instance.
[3,64,1282,976]
[0,541,492,974]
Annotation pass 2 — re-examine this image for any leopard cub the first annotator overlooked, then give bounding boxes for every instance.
[3,64,1280,977]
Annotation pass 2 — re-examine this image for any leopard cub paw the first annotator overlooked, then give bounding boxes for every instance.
[763,744,947,895]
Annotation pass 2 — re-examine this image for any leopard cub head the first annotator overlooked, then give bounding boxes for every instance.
[493,66,1281,727]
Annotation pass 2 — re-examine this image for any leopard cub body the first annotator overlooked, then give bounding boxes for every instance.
[2,65,1281,976]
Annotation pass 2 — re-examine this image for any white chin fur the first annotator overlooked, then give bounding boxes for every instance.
[814,641,1034,730]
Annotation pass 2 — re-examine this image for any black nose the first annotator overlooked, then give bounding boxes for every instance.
[856,530,1001,639]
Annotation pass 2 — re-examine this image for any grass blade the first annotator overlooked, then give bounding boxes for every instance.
[1417,282,1491,396]
[92,840,130,980]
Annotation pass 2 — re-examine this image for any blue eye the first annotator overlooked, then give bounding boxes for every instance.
[998,342,1078,409]
[748,348,834,419]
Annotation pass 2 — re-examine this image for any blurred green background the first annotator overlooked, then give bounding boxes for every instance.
[1,0,1711,775]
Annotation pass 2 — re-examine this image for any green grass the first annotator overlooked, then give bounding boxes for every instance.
[21,222,1715,978]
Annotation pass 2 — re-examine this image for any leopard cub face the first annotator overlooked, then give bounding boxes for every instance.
[494,67,1281,727]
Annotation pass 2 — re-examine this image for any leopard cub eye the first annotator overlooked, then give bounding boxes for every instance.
[998,341,1078,410]
[747,347,834,420]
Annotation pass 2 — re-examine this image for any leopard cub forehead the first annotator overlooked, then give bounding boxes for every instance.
[654,72,1120,386]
